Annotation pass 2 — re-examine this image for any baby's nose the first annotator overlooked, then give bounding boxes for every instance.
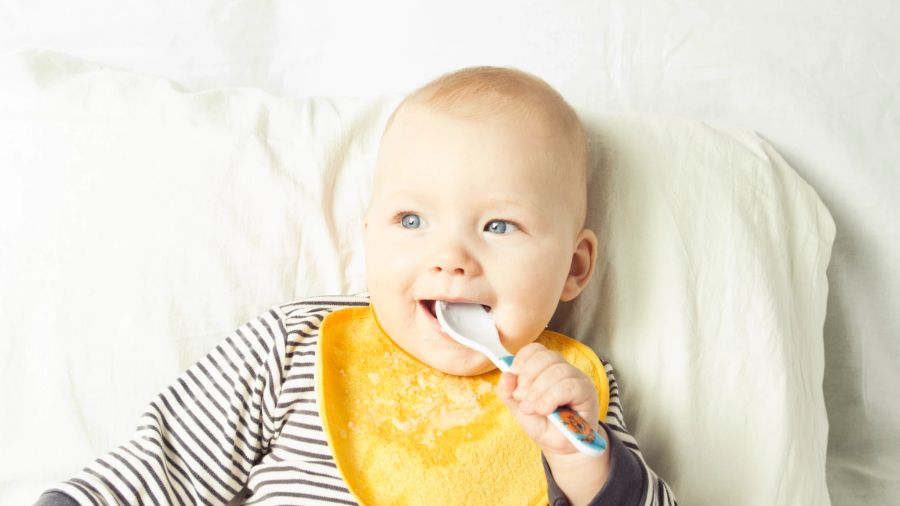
[430,243,482,277]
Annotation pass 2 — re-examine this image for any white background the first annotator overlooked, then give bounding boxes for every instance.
[2,1,897,504]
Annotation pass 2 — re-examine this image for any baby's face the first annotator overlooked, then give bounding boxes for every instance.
[364,104,588,376]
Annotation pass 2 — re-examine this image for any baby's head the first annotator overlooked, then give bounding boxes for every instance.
[364,67,597,376]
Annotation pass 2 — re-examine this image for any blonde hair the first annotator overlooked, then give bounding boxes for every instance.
[382,66,588,229]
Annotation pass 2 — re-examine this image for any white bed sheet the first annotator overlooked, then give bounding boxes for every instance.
[1,1,898,505]
[0,50,833,505]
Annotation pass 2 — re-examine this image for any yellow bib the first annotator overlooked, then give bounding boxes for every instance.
[316,305,609,506]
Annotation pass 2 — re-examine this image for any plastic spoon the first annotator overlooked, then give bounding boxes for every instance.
[435,301,607,456]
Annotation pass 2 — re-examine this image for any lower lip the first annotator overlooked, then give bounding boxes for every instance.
[419,301,458,343]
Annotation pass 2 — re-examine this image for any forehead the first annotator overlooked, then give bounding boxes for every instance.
[376,104,564,187]
[370,104,583,232]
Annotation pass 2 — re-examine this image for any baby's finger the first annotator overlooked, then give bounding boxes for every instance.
[496,373,524,414]
[532,379,598,426]
[512,347,563,400]
[520,362,579,409]
[496,372,518,401]
[510,342,548,373]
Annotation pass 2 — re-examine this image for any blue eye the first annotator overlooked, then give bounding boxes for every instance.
[485,220,519,234]
[400,213,422,229]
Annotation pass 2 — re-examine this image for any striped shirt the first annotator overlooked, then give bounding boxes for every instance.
[39,294,676,505]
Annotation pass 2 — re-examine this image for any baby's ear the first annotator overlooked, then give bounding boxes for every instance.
[560,229,598,302]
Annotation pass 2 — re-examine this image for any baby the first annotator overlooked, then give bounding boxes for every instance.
[37,67,675,505]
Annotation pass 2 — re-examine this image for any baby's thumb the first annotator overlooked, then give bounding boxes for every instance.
[496,372,518,405]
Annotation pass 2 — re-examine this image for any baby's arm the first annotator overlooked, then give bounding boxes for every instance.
[35,307,289,505]
[497,343,676,506]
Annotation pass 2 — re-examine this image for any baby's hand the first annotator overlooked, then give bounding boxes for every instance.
[496,342,606,458]
[498,344,611,506]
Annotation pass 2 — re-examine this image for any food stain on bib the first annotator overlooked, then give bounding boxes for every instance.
[335,350,504,467]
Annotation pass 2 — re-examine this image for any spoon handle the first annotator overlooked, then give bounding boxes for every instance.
[547,406,607,456]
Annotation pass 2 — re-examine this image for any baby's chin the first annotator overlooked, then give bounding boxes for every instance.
[419,347,497,377]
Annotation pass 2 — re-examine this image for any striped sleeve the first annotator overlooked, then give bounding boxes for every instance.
[599,361,677,506]
[43,307,290,505]
[543,360,677,506]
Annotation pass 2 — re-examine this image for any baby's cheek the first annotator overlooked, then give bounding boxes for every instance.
[499,314,549,355]
[497,324,533,355]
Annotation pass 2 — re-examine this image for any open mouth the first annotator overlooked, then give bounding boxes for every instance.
[419,299,491,320]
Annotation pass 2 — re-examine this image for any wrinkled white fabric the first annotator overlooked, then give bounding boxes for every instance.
[1,5,898,502]
[0,50,835,505]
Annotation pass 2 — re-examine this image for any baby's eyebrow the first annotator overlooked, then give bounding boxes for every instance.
[383,189,543,217]
[480,195,543,215]
[384,189,425,201]
[378,190,427,209]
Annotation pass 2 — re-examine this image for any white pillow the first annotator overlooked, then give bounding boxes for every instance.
[553,115,835,504]
[0,49,834,505]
